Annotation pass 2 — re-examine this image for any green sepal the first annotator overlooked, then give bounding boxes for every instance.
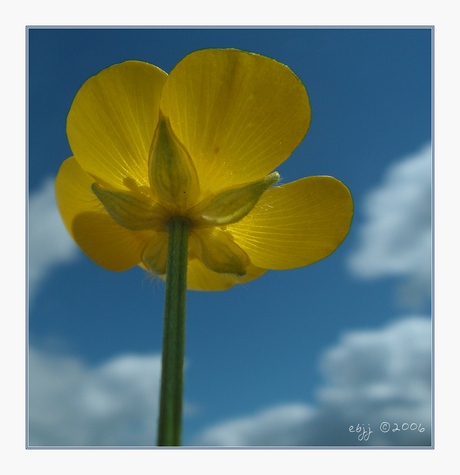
[92,183,166,231]
[194,172,280,226]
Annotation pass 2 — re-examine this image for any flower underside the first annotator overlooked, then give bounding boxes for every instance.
[56,51,354,291]
[92,115,280,276]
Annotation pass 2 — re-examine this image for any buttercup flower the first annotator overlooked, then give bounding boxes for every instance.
[56,48,353,291]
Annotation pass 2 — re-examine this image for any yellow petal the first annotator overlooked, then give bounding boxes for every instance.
[67,61,167,190]
[227,177,353,269]
[191,227,250,276]
[55,157,153,271]
[141,232,169,275]
[186,258,267,291]
[160,49,311,193]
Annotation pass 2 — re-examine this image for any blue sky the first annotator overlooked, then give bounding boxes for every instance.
[27,27,432,447]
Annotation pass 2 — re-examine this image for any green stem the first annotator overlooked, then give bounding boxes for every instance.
[157,217,190,446]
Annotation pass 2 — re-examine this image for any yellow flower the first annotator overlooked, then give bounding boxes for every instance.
[55,49,353,291]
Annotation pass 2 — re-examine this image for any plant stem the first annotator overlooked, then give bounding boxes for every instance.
[157,217,190,446]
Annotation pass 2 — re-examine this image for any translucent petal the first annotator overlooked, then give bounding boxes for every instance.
[227,177,353,269]
[67,61,167,190]
[141,232,169,275]
[160,49,311,193]
[55,157,153,271]
[186,259,266,291]
[191,227,250,276]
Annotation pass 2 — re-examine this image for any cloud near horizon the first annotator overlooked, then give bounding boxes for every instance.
[194,316,431,447]
[28,316,431,447]
[28,349,162,446]
[347,143,432,307]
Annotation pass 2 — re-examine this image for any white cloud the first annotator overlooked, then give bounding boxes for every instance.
[28,178,80,301]
[28,349,162,446]
[195,316,432,447]
[195,404,316,447]
[347,144,432,306]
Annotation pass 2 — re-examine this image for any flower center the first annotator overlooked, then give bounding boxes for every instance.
[91,114,280,276]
